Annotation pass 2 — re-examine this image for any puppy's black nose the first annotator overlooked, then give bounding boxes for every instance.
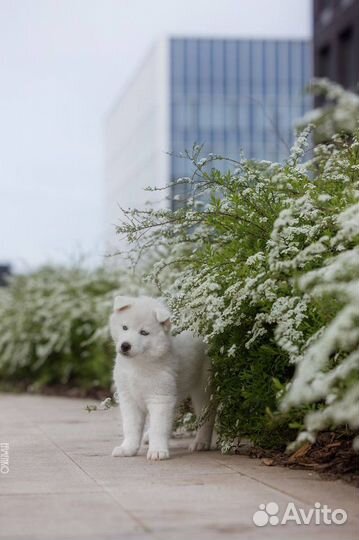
[121,341,131,353]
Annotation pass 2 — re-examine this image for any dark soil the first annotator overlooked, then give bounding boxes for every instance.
[239,431,359,487]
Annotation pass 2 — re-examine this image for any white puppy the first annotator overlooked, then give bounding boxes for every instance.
[110,295,215,460]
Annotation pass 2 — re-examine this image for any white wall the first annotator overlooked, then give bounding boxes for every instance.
[104,38,170,258]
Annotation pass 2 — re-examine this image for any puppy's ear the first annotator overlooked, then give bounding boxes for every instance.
[113,295,132,313]
[155,306,171,332]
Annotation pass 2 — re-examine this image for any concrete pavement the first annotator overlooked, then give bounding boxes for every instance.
[0,393,357,539]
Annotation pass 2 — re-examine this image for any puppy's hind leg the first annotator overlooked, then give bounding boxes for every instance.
[142,415,149,445]
[189,372,215,452]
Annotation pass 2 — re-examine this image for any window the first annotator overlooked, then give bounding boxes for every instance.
[318,45,331,78]
[338,27,357,90]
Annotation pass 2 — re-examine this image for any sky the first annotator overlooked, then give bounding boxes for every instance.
[0,0,312,271]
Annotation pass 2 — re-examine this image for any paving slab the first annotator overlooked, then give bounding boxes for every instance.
[0,393,357,540]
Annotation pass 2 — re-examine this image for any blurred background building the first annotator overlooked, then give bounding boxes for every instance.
[0,264,11,287]
[313,0,359,90]
[105,36,311,245]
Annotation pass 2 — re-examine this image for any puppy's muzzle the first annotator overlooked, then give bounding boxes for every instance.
[120,341,131,355]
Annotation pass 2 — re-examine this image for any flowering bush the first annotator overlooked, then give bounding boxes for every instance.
[299,78,359,142]
[0,265,129,391]
[117,128,359,450]
[282,200,359,448]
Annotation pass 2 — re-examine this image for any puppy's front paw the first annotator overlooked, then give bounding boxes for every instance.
[147,449,170,461]
[112,443,138,457]
[188,440,211,452]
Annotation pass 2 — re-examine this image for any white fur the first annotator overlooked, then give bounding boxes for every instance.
[110,296,215,461]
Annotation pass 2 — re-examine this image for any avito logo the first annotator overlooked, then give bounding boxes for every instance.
[252,501,347,527]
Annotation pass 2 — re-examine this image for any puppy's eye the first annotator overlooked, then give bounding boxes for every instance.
[122,325,128,331]
[139,330,149,336]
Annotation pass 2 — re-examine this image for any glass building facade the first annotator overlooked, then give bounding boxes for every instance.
[170,38,311,206]
[106,37,312,242]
